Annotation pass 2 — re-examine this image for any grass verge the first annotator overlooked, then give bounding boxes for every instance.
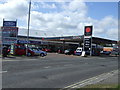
[76,84,120,90]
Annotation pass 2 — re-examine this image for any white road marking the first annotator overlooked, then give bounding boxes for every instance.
[2,59,40,62]
[64,64,73,66]
[60,70,118,90]
[44,66,51,68]
[0,71,7,74]
[98,58,106,59]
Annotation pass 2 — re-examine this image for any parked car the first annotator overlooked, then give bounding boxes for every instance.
[42,48,51,52]
[13,44,34,56]
[110,50,119,56]
[57,48,64,54]
[100,51,111,55]
[64,49,76,55]
[30,47,47,57]
[7,47,10,55]
[74,47,82,56]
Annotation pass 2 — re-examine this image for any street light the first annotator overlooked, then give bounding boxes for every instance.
[26,0,31,56]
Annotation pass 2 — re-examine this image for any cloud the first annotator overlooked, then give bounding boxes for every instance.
[106,28,118,40]
[0,0,118,40]
[92,16,118,39]
[40,2,57,9]
[0,0,28,19]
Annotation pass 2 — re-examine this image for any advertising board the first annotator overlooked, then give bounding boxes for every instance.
[1,27,18,37]
[1,26,18,45]
[3,21,17,27]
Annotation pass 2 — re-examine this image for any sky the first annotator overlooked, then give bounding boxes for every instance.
[0,0,118,40]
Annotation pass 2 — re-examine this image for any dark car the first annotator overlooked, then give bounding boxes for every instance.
[57,48,64,54]
[64,49,76,55]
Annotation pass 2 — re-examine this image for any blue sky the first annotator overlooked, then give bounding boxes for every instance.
[31,2,118,20]
[0,0,118,40]
[86,2,118,20]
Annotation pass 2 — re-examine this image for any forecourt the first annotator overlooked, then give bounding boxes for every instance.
[2,53,118,88]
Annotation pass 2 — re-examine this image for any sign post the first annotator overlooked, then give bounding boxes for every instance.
[84,26,93,56]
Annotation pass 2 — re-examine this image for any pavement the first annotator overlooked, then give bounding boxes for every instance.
[96,70,119,84]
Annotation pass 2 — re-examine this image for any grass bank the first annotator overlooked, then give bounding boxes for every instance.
[76,84,120,90]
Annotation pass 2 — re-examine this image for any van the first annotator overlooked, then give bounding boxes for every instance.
[75,47,82,56]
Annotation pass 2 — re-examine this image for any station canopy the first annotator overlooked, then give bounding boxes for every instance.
[18,35,117,45]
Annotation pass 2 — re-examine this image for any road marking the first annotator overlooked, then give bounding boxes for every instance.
[60,70,118,90]
[0,71,7,74]
[98,58,106,59]
[64,64,73,66]
[41,57,45,58]
[44,66,51,68]
[2,59,40,62]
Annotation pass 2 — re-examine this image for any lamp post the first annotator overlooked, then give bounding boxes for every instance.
[26,0,31,56]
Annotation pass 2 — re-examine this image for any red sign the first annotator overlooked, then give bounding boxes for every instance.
[84,26,93,36]
[86,27,91,32]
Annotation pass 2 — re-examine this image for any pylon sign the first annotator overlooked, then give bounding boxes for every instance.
[1,20,18,45]
[84,26,93,55]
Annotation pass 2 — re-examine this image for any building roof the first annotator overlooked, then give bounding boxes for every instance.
[18,35,117,45]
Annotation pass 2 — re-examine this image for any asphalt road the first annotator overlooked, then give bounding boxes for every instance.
[2,53,118,88]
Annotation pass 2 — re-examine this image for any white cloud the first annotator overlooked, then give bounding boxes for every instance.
[106,28,118,40]
[41,2,57,9]
[0,0,28,19]
[92,16,118,39]
[0,0,118,40]
[99,16,117,29]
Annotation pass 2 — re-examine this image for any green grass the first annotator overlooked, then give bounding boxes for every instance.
[76,84,120,90]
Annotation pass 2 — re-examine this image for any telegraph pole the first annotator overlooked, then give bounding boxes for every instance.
[26,0,31,56]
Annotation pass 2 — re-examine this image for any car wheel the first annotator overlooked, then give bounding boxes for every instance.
[40,53,44,57]
[27,53,31,56]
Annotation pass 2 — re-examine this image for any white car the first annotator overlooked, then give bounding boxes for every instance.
[75,47,82,56]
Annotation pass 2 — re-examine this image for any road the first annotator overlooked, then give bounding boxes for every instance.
[2,53,118,88]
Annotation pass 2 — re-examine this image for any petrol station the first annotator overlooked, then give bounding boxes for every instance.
[0,20,118,56]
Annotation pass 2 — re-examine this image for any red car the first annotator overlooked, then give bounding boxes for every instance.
[13,44,34,56]
[7,48,10,54]
[42,48,51,52]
